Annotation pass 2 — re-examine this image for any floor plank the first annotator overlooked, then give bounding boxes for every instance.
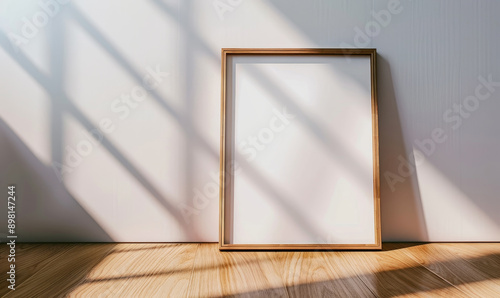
[268,251,375,297]
[186,243,225,297]
[336,244,469,297]
[3,244,115,297]
[0,243,74,296]
[2,243,499,297]
[443,242,500,278]
[398,243,500,296]
[69,243,199,297]
[218,251,288,297]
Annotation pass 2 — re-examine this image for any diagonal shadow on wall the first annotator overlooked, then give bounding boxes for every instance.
[0,29,198,240]
[151,0,387,241]
[0,118,112,242]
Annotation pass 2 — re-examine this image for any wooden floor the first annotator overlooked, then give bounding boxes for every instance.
[1,243,499,297]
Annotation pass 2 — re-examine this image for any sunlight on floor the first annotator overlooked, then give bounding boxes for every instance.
[62,243,500,297]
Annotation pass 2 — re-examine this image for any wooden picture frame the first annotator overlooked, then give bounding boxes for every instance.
[219,48,380,250]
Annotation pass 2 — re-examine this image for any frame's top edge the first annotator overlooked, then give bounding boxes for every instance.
[221,48,376,55]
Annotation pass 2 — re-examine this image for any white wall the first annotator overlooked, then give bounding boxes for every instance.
[0,0,499,242]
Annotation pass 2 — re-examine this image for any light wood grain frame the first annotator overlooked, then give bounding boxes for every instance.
[219,48,380,250]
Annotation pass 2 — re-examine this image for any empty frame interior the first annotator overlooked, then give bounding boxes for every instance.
[220,49,380,250]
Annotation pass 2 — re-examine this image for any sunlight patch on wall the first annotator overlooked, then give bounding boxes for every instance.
[415,152,500,241]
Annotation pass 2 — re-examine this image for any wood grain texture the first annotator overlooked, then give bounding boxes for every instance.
[270,251,375,297]
[0,243,73,296]
[218,251,287,297]
[3,244,115,298]
[186,243,225,297]
[69,243,199,297]
[336,244,469,297]
[399,243,500,297]
[2,243,499,297]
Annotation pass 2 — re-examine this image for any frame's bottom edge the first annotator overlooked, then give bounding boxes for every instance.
[219,243,382,251]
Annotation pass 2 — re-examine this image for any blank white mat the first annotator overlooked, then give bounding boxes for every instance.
[225,54,376,245]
